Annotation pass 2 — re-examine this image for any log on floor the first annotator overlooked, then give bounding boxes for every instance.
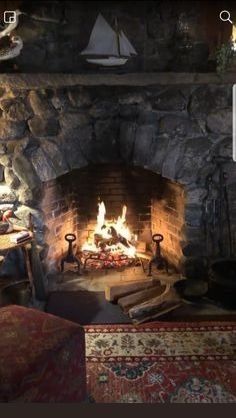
[131,301,183,324]
[128,285,181,319]
[118,283,167,312]
[105,278,157,302]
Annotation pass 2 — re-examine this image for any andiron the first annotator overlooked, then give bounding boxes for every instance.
[148,233,168,276]
[60,233,81,273]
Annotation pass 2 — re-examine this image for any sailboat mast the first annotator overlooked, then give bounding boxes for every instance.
[114,17,121,57]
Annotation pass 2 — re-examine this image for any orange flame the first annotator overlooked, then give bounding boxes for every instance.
[82,201,137,257]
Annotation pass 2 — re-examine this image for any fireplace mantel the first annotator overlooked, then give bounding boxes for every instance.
[0,73,235,89]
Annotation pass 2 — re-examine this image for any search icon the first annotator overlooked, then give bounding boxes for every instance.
[219,10,233,24]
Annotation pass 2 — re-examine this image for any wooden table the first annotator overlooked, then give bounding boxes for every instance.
[0,231,34,291]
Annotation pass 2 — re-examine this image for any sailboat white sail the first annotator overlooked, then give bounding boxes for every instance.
[81,13,137,67]
[119,31,137,56]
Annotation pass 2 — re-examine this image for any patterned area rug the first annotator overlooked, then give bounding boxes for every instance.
[85,322,236,403]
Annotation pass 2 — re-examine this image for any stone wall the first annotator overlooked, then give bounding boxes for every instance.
[0,76,235,279]
[0,0,231,73]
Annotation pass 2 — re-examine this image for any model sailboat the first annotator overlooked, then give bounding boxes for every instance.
[81,13,137,66]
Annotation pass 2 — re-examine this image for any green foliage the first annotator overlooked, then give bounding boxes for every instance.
[216,41,234,75]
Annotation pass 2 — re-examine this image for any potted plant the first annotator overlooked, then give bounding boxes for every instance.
[215,39,235,75]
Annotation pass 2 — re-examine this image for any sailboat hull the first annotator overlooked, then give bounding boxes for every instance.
[86,57,128,67]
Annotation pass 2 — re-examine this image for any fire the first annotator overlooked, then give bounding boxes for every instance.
[82,201,137,258]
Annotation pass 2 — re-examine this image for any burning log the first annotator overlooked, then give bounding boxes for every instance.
[94,225,134,250]
[94,232,119,249]
[82,201,137,261]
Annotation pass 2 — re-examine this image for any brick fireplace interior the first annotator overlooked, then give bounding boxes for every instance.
[41,164,185,273]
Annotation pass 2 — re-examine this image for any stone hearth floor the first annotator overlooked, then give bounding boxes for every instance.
[47,265,179,293]
[45,266,236,319]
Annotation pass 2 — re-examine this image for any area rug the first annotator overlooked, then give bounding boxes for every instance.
[85,322,236,403]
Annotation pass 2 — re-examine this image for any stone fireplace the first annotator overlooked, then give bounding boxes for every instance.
[0,73,235,288]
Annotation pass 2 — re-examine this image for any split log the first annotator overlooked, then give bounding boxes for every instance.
[105,279,156,302]
[118,284,167,312]
[131,302,183,324]
[94,233,118,249]
[94,226,134,250]
[128,284,181,319]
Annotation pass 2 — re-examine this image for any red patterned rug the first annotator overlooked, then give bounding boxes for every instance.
[85,322,236,403]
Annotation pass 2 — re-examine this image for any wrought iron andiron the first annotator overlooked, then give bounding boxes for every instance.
[148,233,168,276]
[61,233,81,273]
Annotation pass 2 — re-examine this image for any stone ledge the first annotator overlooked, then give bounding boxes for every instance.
[0,72,235,89]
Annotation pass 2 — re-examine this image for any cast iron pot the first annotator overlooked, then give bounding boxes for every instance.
[208,259,236,308]
[174,278,208,302]
[209,259,236,287]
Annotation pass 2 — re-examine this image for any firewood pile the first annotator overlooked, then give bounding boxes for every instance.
[105,278,183,324]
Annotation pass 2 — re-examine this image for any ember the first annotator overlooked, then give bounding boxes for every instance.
[81,201,138,268]
[81,251,139,269]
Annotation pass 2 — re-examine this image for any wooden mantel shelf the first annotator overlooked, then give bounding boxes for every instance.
[0,72,236,89]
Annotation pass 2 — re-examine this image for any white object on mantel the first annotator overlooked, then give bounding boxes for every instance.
[0,9,24,38]
[0,36,23,61]
[81,13,137,67]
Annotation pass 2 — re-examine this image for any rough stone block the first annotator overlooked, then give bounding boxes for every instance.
[118,121,136,162]
[94,119,120,162]
[28,91,56,118]
[17,186,34,205]
[207,109,232,135]
[0,154,12,167]
[0,184,17,203]
[0,119,26,141]
[189,85,231,117]
[14,205,44,230]
[90,101,119,119]
[51,89,71,112]
[0,98,32,121]
[118,93,145,105]
[176,137,213,184]
[148,135,169,174]
[3,167,20,189]
[159,115,203,137]
[30,147,58,182]
[133,124,157,166]
[12,150,40,191]
[152,89,186,111]
[161,139,186,180]
[59,125,91,169]
[59,112,90,133]
[28,116,59,137]
[185,204,202,227]
[68,89,91,108]
[0,164,4,182]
